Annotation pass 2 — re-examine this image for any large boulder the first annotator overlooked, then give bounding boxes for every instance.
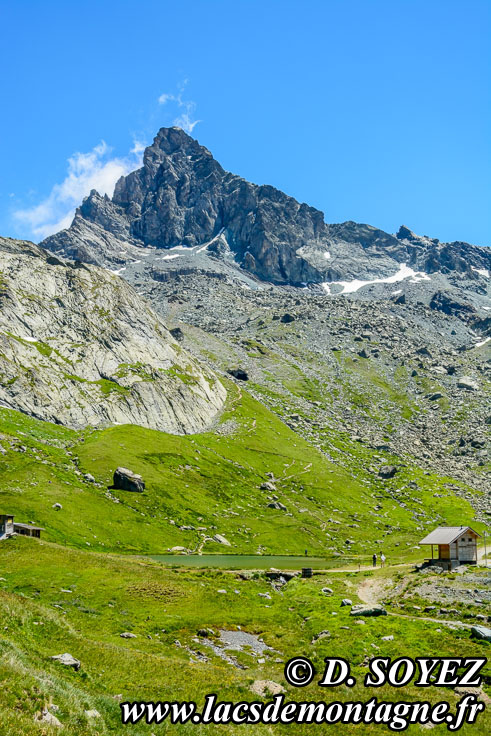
[112,467,145,493]
[228,368,249,381]
[267,501,287,511]
[50,653,81,671]
[457,376,479,391]
[378,465,398,479]
[471,625,491,643]
[213,534,231,546]
[350,605,387,617]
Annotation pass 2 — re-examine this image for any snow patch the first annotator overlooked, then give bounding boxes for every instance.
[321,263,430,295]
[157,254,183,261]
[472,266,490,278]
[111,267,127,275]
[474,336,491,348]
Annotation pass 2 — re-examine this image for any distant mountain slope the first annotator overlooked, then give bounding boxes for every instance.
[41,127,490,297]
[0,236,225,433]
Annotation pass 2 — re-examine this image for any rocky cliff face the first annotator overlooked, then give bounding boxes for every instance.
[42,127,490,296]
[0,236,225,433]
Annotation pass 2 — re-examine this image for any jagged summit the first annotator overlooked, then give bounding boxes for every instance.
[43,127,328,284]
[41,127,490,297]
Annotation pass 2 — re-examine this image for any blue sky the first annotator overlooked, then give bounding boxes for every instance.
[1,0,490,246]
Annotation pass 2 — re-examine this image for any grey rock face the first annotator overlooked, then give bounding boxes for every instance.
[0,237,225,433]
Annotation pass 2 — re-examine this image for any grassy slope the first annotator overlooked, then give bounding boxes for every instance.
[0,383,489,734]
[0,537,489,735]
[0,382,482,559]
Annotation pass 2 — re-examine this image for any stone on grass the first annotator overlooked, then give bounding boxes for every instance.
[267,501,287,511]
[111,467,145,493]
[378,465,398,479]
[341,599,352,607]
[250,680,285,697]
[471,625,491,643]
[85,709,101,718]
[120,632,137,639]
[312,630,331,643]
[350,605,387,617]
[51,653,81,671]
[36,708,62,727]
[213,534,231,546]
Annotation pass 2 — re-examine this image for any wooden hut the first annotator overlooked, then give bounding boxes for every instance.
[419,526,481,570]
[0,514,43,540]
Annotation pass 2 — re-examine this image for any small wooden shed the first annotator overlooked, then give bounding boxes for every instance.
[419,526,481,570]
[0,515,43,540]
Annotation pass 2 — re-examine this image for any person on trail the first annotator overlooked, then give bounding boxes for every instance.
[372,553,377,568]
[380,552,386,568]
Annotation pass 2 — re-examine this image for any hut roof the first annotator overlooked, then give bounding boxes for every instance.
[13,522,44,531]
[419,526,481,545]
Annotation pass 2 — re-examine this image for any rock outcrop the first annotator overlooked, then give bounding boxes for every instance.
[0,236,225,433]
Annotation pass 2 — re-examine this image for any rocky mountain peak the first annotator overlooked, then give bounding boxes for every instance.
[41,127,490,301]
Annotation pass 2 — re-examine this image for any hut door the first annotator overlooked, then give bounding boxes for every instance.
[439,544,450,560]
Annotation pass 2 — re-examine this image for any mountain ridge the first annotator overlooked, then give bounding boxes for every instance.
[41,127,491,297]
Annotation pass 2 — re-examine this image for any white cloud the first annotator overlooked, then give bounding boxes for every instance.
[157,79,201,133]
[158,92,173,105]
[14,140,145,241]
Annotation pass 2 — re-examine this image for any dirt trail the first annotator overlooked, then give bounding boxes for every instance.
[357,575,393,605]
[356,573,476,631]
